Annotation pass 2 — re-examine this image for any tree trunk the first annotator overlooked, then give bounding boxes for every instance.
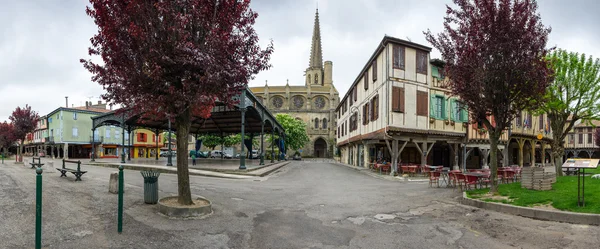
[175,108,193,205]
[19,138,24,162]
[489,131,500,194]
[551,137,564,177]
[551,134,565,177]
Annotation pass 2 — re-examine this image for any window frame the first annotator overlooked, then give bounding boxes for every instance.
[393,45,405,70]
[416,50,428,74]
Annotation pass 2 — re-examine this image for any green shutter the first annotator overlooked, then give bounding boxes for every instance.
[440,97,446,119]
[450,99,456,121]
[460,105,468,122]
[430,95,435,118]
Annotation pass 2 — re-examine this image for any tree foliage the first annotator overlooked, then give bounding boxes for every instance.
[425,0,553,193]
[537,49,600,175]
[272,114,309,152]
[201,134,222,150]
[82,0,273,205]
[9,105,39,161]
[0,122,17,155]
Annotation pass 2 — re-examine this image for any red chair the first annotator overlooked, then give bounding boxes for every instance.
[401,165,409,174]
[464,175,479,190]
[429,170,441,188]
[454,173,466,191]
[421,165,431,176]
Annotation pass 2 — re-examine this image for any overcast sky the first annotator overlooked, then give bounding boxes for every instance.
[1,0,598,122]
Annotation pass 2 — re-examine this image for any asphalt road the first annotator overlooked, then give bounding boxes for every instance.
[1,159,599,248]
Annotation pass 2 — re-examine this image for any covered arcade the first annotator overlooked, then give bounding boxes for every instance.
[91,87,286,169]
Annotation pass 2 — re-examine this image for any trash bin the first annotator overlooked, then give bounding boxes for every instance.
[141,171,160,204]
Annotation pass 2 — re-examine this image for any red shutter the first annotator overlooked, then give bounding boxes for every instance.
[137,133,141,142]
[416,91,427,116]
[372,60,377,81]
[393,45,398,68]
[374,95,379,120]
[399,87,405,113]
[392,87,399,112]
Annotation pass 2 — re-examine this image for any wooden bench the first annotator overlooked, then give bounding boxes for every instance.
[56,159,87,181]
[30,157,44,169]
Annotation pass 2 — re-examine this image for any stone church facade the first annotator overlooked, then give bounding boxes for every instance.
[250,9,339,158]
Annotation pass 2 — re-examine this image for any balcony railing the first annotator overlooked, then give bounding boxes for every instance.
[90,136,104,143]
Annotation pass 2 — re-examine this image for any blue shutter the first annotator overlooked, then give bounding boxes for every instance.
[461,105,468,122]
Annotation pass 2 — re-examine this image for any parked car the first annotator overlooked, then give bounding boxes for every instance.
[223,153,233,159]
[189,150,208,158]
[160,151,177,157]
[210,150,223,158]
[250,150,259,159]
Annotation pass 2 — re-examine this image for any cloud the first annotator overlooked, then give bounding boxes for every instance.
[0,0,598,122]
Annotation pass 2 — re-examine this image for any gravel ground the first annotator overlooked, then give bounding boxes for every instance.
[1,159,600,249]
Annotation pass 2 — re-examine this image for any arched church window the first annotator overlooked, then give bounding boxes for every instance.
[314,118,319,129]
[322,118,328,129]
[315,74,318,85]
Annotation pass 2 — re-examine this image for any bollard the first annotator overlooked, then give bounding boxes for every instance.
[35,168,43,249]
[118,165,123,234]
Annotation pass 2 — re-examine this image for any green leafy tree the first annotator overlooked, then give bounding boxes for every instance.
[536,49,600,176]
[271,114,309,152]
[201,134,222,150]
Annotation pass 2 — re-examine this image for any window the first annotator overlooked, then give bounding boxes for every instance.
[125,132,129,141]
[539,115,544,130]
[393,45,405,70]
[588,132,593,143]
[569,134,574,144]
[416,91,428,116]
[48,117,52,123]
[322,118,328,129]
[73,112,77,120]
[363,103,369,125]
[363,72,368,90]
[115,130,120,139]
[450,99,467,122]
[337,126,340,138]
[372,60,377,81]
[353,87,357,102]
[431,96,445,119]
[106,130,111,138]
[391,86,405,113]
[579,133,584,144]
[315,74,319,85]
[526,113,532,128]
[72,128,78,137]
[416,51,427,74]
[370,95,379,121]
[314,118,319,129]
[350,113,358,131]
[516,112,522,127]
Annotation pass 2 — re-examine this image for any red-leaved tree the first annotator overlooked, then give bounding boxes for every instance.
[0,121,17,158]
[9,105,39,162]
[81,0,273,205]
[425,0,553,193]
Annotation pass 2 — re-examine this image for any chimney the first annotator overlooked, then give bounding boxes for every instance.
[65,96,68,108]
[98,100,102,105]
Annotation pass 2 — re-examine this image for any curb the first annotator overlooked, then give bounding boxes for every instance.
[257,161,290,177]
[87,163,252,179]
[460,192,600,226]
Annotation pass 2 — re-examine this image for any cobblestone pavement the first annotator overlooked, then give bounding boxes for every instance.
[1,159,599,249]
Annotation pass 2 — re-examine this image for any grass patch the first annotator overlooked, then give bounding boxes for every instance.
[467,176,600,214]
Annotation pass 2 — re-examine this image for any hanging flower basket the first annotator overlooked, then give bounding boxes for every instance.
[477,128,487,135]
[463,122,468,128]
[429,118,435,123]
[444,119,450,125]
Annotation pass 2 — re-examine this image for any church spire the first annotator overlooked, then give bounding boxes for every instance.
[308,8,323,69]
